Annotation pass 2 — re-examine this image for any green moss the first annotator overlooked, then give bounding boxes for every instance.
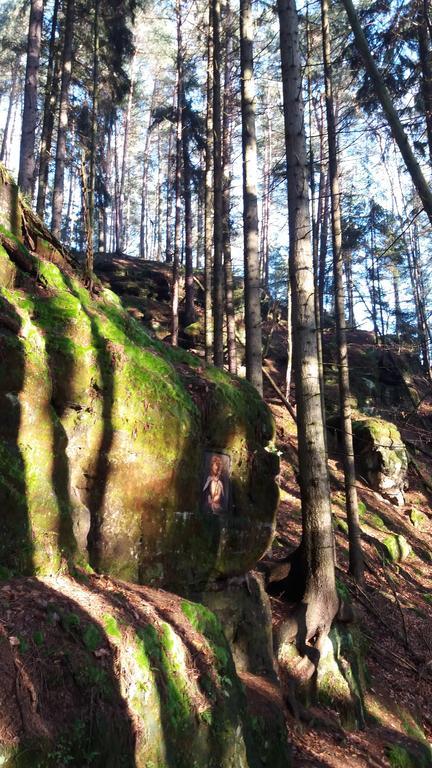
[82,624,103,651]
[103,613,122,639]
[386,744,428,768]
[383,534,412,563]
[334,517,348,534]
[409,508,428,530]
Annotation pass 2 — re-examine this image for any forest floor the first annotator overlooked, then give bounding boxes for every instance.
[264,362,432,768]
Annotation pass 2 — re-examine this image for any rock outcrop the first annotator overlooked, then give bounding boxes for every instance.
[352,418,408,506]
[0,574,290,768]
[0,169,289,766]
[0,173,278,590]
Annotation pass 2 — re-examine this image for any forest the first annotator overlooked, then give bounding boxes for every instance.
[0,0,431,765]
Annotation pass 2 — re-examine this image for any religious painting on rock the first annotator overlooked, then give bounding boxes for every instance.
[202,451,230,514]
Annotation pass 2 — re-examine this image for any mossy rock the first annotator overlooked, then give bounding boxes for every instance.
[0,575,291,768]
[383,534,412,563]
[0,172,278,590]
[408,507,428,530]
[193,574,276,679]
[352,418,408,506]
[183,321,202,339]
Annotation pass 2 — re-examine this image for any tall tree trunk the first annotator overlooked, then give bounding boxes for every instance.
[391,265,402,337]
[156,126,163,261]
[196,169,204,269]
[87,0,99,280]
[345,249,355,327]
[63,117,75,241]
[119,51,136,251]
[322,0,363,582]
[260,96,271,291]
[222,0,237,375]
[341,0,432,225]
[36,0,60,216]
[183,119,195,326]
[319,170,329,318]
[204,4,214,363]
[172,0,183,346]
[409,220,432,375]
[140,82,158,260]
[240,0,263,394]
[165,120,174,263]
[417,0,432,164]
[114,122,121,253]
[1,59,19,164]
[65,158,75,243]
[51,0,74,238]
[285,273,292,396]
[277,0,338,641]
[307,15,327,455]
[18,0,43,197]
[213,0,224,367]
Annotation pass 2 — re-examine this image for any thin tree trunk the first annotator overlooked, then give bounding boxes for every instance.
[196,168,204,269]
[36,0,60,216]
[260,96,271,291]
[307,10,327,453]
[87,0,99,280]
[114,122,121,253]
[65,160,74,242]
[51,0,74,238]
[18,0,43,197]
[341,0,432,225]
[119,51,136,251]
[1,59,19,163]
[285,273,292,396]
[417,0,432,164]
[63,118,75,241]
[319,170,329,318]
[277,0,338,640]
[183,119,195,326]
[204,4,214,363]
[156,126,163,261]
[240,0,263,394]
[322,0,363,582]
[213,0,224,367]
[165,119,174,263]
[172,0,183,346]
[392,265,402,337]
[140,81,158,260]
[222,1,237,375]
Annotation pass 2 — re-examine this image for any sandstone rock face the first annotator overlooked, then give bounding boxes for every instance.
[352,418,408,506]
[0,186,278,591]
[0,575,291,768]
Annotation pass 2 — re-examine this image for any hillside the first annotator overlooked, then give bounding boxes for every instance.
[0,173,431,766]
[95,253,432,768]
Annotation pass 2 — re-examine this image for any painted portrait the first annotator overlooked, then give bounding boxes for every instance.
[202,451,230,515]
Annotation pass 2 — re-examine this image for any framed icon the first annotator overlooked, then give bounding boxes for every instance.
[201,451,230,514]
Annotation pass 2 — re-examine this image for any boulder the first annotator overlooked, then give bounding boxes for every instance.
[383,533,412,563]
[352,418,408,506]
[0,176,279,591]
